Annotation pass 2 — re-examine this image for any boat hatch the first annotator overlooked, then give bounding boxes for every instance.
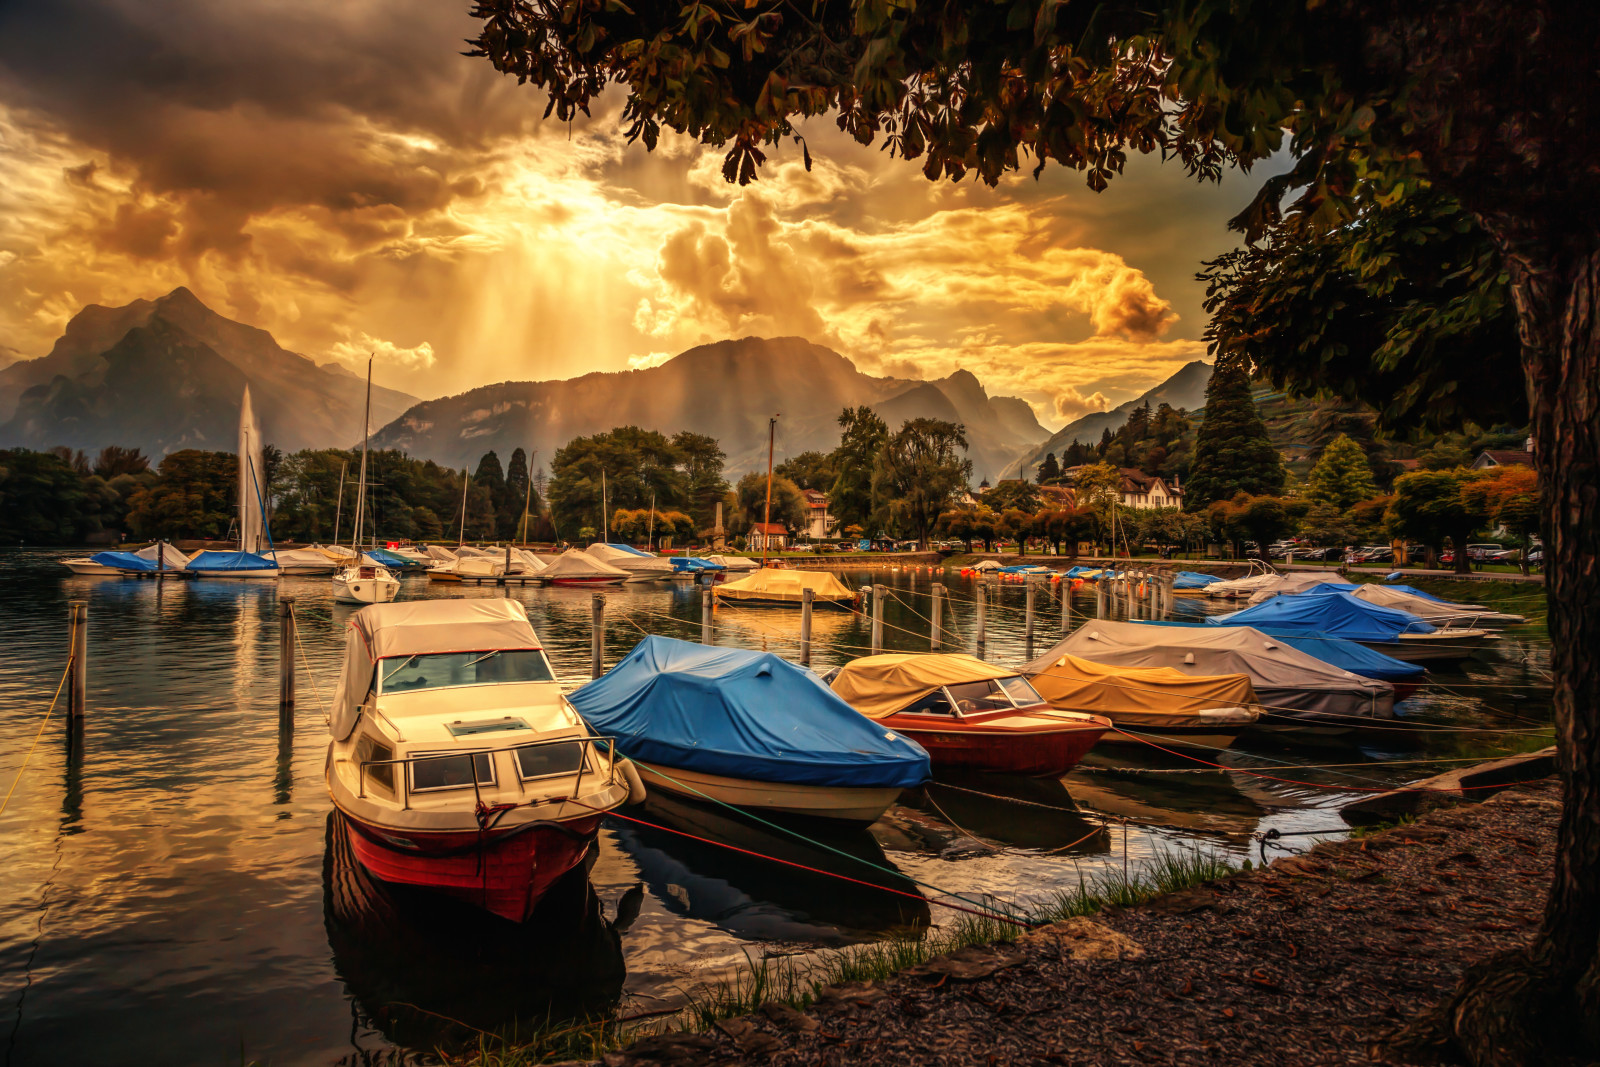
[446,716,531,738]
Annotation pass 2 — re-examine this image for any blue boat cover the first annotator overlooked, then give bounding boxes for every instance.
[670,556,725,572]
[1062,565,1101,579]
[997,564,1049,573]
[1209,588,1435,641]
[608,543,654,557]
[366,548,413,568]
[187,550,277,571]
[569,636,930,789]
[1173,570,1224,589]
[1133,621,1424,681]
[90,550,157,572]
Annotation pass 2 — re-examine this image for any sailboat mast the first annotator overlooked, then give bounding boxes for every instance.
[351,357,372,555]
[601,469,608,544]
[458,469,469,545]
[761,414,779,566]
[648,489,655,550]
[332,460,347,545]
[519,449,536,546]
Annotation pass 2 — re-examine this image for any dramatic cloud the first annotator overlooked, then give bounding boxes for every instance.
[0,0,1269,423]
[1053,385,1114,420]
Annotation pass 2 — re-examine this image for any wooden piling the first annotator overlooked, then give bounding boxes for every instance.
[590,593,606,679]
[1024,579,1036,659]
[930,583,945,649]
[1096,578,1107,620]
[278,597,296,714]
[67,600,87,718]
[975,583,987,654]
[800,588,814,666]
[870,583,885,655]
[701,587,713,645]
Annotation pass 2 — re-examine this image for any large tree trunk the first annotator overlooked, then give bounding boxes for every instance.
[1392,239,1600,1064]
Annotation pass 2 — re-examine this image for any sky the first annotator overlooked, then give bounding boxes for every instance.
[0,0,1285,429]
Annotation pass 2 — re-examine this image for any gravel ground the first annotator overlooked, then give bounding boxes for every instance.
[601,780,1561,1067]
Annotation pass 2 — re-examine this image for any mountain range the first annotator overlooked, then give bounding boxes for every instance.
[1025,358,1214,469]
[0,288,420,457]
[368,336,1050,480]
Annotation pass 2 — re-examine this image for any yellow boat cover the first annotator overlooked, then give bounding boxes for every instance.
[829,653,1015,720]
[715,568,858,603]
[1028,653,1259,716]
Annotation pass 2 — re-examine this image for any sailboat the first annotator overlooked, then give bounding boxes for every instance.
[331,358,400,605]
[188,385,281,578]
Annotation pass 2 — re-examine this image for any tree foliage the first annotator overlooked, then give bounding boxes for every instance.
[1305,433,1378,512]
[1385,469,1490,575]
[1185,357,1283,509]
[827,406,888,529]
[870,418,972,547]
[733,470,806,533]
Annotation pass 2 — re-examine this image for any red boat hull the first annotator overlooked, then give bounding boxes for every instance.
[341,812,602,923]
[883,713,1107,776]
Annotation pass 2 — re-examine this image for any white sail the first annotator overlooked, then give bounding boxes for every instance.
[238,385,266,553]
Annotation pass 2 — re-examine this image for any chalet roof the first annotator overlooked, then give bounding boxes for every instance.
[1476,450,1533,467]
[802,488,828,505]
[749,523,787,535]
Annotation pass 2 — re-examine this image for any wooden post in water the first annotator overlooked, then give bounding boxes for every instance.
[504,543,512,582]
[701,587,713,645]
[278,597,296,715]
[975,583,987,654]
[67,600,87,718]
[930,583,945,649]
[799,588,814,666]
[1096,577,1107,619]
[590,593,606,679]
[1024,579,1036,660]
[870,584,885,654]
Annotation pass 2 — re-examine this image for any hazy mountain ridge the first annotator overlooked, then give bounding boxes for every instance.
[0,288,421,456]
[370,337,1049,479]
[1026,359,1214,469]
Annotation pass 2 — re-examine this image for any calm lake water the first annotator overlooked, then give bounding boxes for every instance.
[0,549,1554,1064]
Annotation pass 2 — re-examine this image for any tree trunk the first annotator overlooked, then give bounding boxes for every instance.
[1391,238,1600,1064]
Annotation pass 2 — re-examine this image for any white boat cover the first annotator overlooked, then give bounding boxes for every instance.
[424,544,458,563]
[541,548,630,580]
[587,542,675,577]
[706,554,760,572]
[332,599,543,739]
[138,542,191,569]
[454,545,498,559]
[972,560,1003,572]
[1205,571,1283,598]
[1029,620,1394,720]
[270,547,343,571]
[1243,573,1352,604]
[1346,584,1521,625]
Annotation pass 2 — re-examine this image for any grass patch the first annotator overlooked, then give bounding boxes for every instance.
[452,846,1235,1066]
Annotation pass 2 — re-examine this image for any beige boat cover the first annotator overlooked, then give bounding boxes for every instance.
[542,548,629,579]
[715,568,857,603]
[1243,573,1350,604]
[829,653,1015,720]
[707,554,760,571]
[1344,584,1523,624]
[1027,653,1260,723]
[586,543,674,576]
[332,599,542,739]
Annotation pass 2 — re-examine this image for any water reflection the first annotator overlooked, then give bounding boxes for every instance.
[1065,753,1268,838]
[323,812,625,1051]
[907,775,1110,854]
[612,792,929,943]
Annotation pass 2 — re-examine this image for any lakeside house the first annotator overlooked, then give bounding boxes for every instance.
[1061,466,1184,510]
[1472,449,1534,470]
[747,522,788,552]
[801,489,836,540]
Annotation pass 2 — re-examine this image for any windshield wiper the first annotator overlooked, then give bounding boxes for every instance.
[463,650,501,668]
[382,655,418,683]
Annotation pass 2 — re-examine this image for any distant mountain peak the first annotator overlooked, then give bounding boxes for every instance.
[1025,358,1213,469]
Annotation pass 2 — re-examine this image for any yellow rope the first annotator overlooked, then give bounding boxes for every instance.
[289,604,330,724]
[0,659,73,816]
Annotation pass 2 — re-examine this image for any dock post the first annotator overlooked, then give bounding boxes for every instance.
[975,583,987,655]
[67,600,87,718]
[278,597,296,715]
[1024,579,1036,660]
[930,583,945,649]
[590,593,606,679]
[504,544,512,582]
[1096,578,1107,620]
[870,584,885,654]
[800,589,814,666]
[701,587,713,645]
[1060,570,1070,630]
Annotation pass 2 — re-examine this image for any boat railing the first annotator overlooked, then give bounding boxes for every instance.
[356,734,622,813]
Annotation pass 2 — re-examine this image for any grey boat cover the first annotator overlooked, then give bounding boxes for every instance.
[1026,620,1395,721]
[1347,584,1523,626]
[586,542,675,577]
[542,548,629,580]
[1244,573,1354,604]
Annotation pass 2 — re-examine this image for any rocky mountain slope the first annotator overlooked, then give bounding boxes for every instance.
[1026,359,1213,468]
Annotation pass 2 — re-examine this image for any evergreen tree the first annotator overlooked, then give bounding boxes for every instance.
[827,406,888,528]
[1037,452,1061,484]
[503,447,532,539]
[1306,434,1378,511]
[1096,427,1113,458]
[1185,357,1284,509]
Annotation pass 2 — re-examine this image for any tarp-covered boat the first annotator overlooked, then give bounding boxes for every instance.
[570,636,928,822]
[85,543,191,574]
[1344,583,1525,628]
[269,547,344,575]
[1242,573,1355,604]
[706,554,759,572]
[1137,620,1425,690]
[187,550,279,578]
[1171,570,1224,592]
[713,568,859,607]
[1212,587,1494,662]
[1022,652,1260,754]
[539,549,629,586]
[586,542,675,582]
[1042,620,1396,732]
[828,653,1109,775]
[326,600,638,922]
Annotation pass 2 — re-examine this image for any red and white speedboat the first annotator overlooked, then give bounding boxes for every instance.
[325,599,644,922]
[828,653,1110,776]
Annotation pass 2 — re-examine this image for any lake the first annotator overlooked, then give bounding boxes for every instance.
[0,550,1554,1064]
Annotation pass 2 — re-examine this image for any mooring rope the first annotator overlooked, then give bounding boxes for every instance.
[0,659,73,816]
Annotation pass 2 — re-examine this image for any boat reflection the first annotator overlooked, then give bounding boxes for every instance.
[610,792,930,943]
[1063,751,1269,838]
[322,812,625,1051]
[906,774,1110,854]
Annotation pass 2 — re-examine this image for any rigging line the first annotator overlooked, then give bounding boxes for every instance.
[0,659,72,816]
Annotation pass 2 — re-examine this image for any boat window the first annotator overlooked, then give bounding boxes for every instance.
[901,690,956,716]
[356,735,394,793]
[409,751,495,792]
[997,675,1048,708]
[515,741,586,780]
[379,649,555,693]
[944,680,1016,714]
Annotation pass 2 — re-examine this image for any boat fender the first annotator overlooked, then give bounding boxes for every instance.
[618,758,648,806]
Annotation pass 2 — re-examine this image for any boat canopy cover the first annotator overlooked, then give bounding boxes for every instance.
[1242,574,1353,604]
[1062,565,1102,579]
[364,548,412,568]
[270,547,338,568]
[715,568,857,603]
[569,636,929,789]
[1172,571,1223,589]
[1379,583,1453,604]
[1136,621,1426,682]
[997,564,1051,574]
[332,599,543,740]
[424,544,458,563]
[187,550,277,572]
[593,542,654,558]
[508,548,548,573]
[1032,620,1392,718]
[91,543,190,571]
[454,546,497,559]
[1344,583,1496,620]
[671,556,724,572]
[707,554,760,571]
[542,548,629,579]
[1210,588,1436,641]
[971,560,1003,571]
[1026,653,1259,717]
[830,653,1016,721]
[586,543,673,573]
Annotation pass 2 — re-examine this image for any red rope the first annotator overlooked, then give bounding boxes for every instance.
[569,800,1033,928]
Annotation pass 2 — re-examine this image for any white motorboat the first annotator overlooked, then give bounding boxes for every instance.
[585,542,674,582]
[1362,628,1497,664]
[61,557,119,575]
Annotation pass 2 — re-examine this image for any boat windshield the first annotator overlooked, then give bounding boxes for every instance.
[379,649,555,694]
[944,676,1048,714]
[997,675,1047,708]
